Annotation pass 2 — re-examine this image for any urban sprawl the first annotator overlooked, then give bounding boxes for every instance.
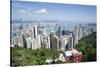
[11,21,96,63]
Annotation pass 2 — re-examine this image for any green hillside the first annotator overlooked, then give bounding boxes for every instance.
[75,32,96,62]
[11,47,60,66]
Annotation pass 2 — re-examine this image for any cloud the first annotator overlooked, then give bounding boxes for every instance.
[17,8,48,16]
[17,9,32,16]
[28,13,31,15]
[35,9,47,14]
[17,9,27,14]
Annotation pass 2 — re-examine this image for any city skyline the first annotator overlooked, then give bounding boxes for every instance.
[11,1,97,65]
[11,0,96,23]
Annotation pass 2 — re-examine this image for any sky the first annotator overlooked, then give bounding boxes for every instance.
[11,0,96,23]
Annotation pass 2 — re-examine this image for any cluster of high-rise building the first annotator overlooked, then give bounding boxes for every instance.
[11,22,96,51]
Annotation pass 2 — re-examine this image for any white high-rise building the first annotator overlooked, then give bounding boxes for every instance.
[73,26,79,46]
[26,37,32,48]
[61,34,73,50]
[68,33,74,49]
[47,34,50,49]
[40,33,50,49]
[41,36,44,48]
[61,35,69,51]
[78,24,84,40]
[32,39,36,50]
[36,34,41,49]
[31,24,41,50]
[18,30,26,48]
[32,25,38,39]
[11,35,19,46]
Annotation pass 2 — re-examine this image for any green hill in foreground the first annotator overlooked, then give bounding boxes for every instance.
[75,32,96,62]
[11,47,61,66]
[11,32,96,66]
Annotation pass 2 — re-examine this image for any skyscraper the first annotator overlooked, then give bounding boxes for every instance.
[19,30,27,48]
[31,24,41,50]
[50,32,59,50]
[78,24,84,40]
[68,33,74,49]
[26,37,32,48]
[56,26,61,38]
[61,35,69,51]
[32,39,36,50]
[47,34,50,49]
[36,34,41,49]
[40,34,50,49]
[56,25,62,49]
[73,26,79,46]
[11,34,19,46]
[32,25,38,39]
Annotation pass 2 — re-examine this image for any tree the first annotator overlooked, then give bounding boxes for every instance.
[11,47,60,66]
[74,32,96,62]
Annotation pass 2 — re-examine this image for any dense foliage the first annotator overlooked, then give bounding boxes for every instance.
[75,32,96,62]
[11,47,60,66]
